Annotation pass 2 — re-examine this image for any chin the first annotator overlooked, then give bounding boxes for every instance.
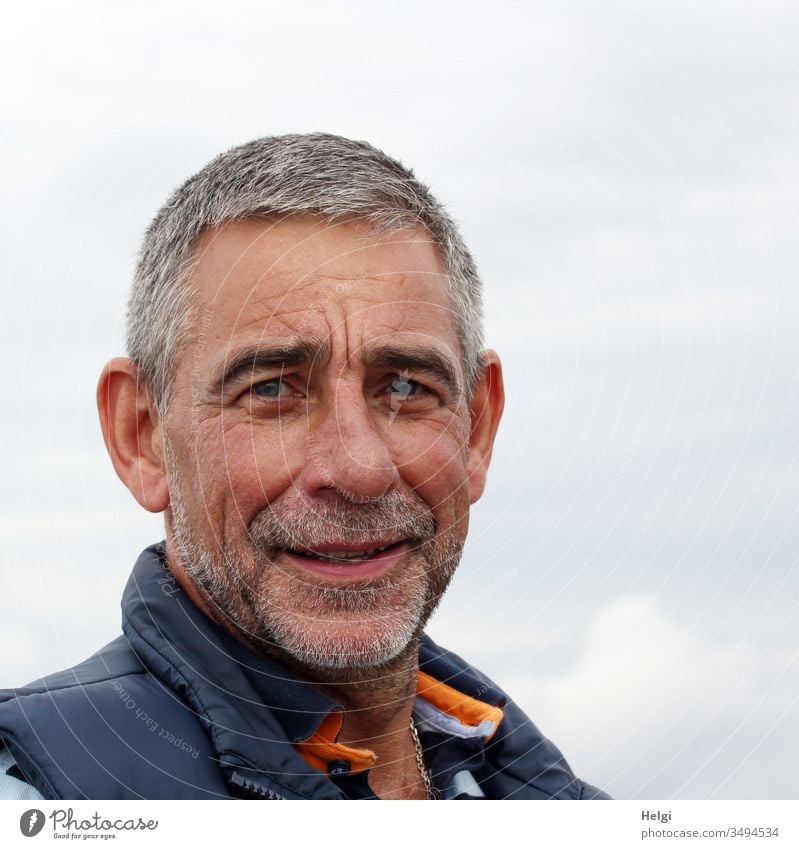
[249,553,434,672]
[257,606,426,672]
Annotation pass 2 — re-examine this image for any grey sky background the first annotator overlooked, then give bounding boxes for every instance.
[1,1,797,799]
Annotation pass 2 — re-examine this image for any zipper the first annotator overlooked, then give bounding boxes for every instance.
[228,770,286,800]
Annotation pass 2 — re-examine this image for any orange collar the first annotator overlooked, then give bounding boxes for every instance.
[295,669,504,775]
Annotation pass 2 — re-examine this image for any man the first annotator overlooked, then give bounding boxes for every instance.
[0,134,608,800]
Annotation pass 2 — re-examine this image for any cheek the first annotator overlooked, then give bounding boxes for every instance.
[193,419,305,517]
[393,420,470,512]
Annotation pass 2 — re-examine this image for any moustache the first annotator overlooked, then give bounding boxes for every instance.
[246,490,437,552]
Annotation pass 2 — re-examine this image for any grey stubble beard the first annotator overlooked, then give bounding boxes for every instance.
[165,445,464,674]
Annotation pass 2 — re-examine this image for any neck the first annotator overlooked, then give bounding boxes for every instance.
[306,640,420,733]
[305,642,429,799]
[272,641,430,799]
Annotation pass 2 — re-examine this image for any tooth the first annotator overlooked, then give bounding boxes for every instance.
[288,543,396,563]
[325,548,381,558]
[326,550,368,558]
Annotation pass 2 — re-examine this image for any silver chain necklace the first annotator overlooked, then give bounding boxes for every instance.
[409,717,436,799]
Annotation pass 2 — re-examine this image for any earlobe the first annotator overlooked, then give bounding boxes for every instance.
[97,358,170,513]
[467,350,505,504]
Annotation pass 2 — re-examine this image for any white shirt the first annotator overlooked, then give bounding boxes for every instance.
[0,746,45,800]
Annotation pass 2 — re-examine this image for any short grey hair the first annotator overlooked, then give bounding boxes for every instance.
[127,133,484,411]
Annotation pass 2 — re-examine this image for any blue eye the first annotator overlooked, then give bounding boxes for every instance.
[390,376,419,399]
[253,379,290,398]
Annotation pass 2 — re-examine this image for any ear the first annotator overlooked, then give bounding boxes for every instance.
[466,349,505,504]
[97,357,170,513]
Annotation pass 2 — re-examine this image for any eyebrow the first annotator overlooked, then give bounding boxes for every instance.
[209,338,463,399]
[361,342,463,398]
[209,338,330,396]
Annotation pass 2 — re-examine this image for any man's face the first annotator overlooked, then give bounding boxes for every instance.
[161,216,477,671]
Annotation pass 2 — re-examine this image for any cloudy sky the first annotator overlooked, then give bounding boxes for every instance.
[1,1,797,799]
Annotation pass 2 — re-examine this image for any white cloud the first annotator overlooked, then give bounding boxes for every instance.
[499,595,799,798]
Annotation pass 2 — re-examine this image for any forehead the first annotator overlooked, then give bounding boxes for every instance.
[185,216,460,357]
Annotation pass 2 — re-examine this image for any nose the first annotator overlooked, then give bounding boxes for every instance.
[298,378,400,502]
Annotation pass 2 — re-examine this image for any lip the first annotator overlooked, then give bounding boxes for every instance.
[278,540,409,580]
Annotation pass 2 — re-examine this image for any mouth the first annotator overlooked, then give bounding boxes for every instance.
[277,540,409,579]
[286,541,400,563]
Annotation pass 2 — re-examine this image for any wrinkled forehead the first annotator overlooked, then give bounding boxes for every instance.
[191,217,454,327]
[176,215,463,376]
[189,215,447,301]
